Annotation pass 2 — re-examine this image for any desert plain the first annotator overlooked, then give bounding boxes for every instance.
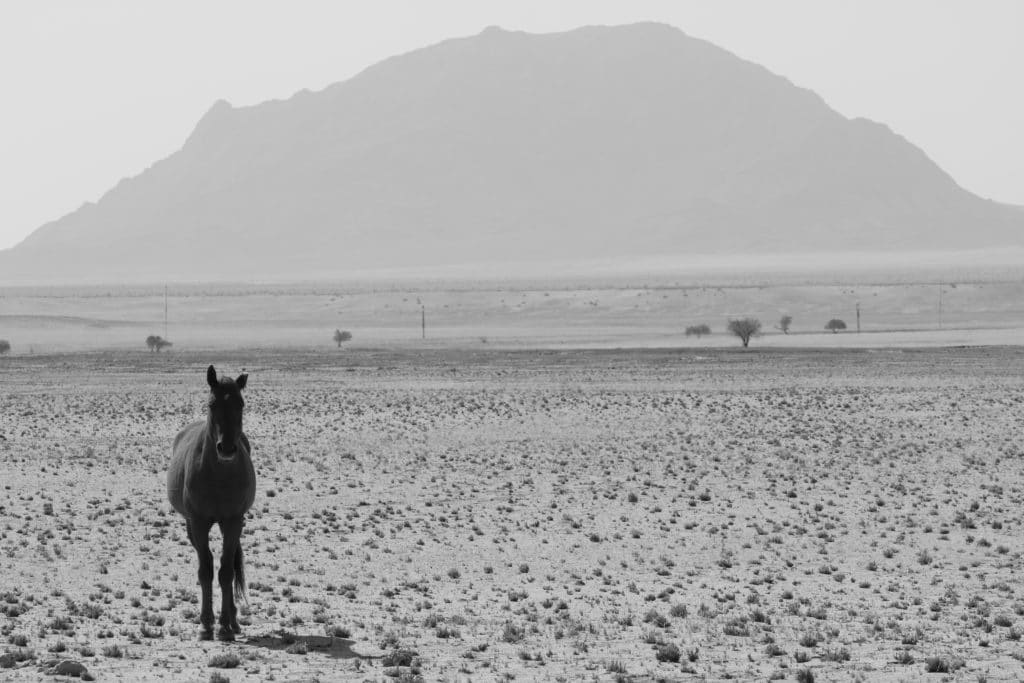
[1,342,1024,682]
[3,269,1024,682]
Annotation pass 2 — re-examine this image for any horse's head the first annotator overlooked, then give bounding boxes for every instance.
[206,365,248,460]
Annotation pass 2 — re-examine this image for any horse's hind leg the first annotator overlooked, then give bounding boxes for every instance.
[188,518,215,639]
[217,517,243,641]
[231,544,245,633]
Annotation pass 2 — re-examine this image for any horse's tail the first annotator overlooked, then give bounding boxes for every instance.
[233,544,247,605]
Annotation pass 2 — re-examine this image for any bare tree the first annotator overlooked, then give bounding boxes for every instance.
[778,315,792,334]
[727,318,761,348]
[0,340,10,355]
[685,324,711,338]
[333,329,352,348]
[825,319,847,333]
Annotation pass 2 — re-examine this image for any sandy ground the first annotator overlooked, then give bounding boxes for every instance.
[2,347,1024,681]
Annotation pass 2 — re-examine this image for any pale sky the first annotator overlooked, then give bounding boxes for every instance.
[0,1,1021,251]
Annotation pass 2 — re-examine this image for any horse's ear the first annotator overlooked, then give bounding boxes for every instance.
[236,373,248,390]
[207,365,218,389]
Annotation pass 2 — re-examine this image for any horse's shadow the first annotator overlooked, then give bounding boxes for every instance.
[241,632,376,661]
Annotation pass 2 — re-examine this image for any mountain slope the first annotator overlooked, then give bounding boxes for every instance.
[3,22,1021,281]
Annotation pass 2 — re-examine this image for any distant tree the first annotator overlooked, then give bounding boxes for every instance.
[0,340,10,355]
[825,319,847,333]
[333,329,352,348]
[685,324,711,338]
[778,315,793,334]
[727,318,761,348]
[146,335,172,352]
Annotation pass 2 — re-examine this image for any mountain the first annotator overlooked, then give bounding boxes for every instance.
[2,22,1021,282]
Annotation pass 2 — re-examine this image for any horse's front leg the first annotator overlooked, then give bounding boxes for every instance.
[217,517,243,641]
[189,518,215,639]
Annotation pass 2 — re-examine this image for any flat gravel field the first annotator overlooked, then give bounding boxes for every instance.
[2,347,1023,681]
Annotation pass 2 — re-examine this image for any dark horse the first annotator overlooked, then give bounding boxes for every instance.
[167,365,255,640]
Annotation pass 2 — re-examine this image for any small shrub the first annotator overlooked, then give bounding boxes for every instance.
[901,628,921,645]
[723,618,750,637]
[325,625,351,638]
[642,629,663,645]
[795,669,814,683]
[606,660,627,674]
[643,609,669,628]
[381,648,417,667]
[47,616,73,632]
[501,622,524,643]
[140,623,163,639]
[655,643,681,663]
[208,653,240,668]
[436,625,460,639]
[823,648,850,662]
[799,633,820,648]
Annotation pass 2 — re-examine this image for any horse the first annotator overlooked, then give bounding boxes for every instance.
[167,365,255,641]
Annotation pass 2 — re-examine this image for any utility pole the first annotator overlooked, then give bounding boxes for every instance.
[421,304,426,340]
[164,284,168,339]
[856,301,860,334]
[938,284,943,330]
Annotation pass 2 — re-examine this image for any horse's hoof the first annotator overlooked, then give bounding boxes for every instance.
[217,626,235,642]
[199,627,214,641]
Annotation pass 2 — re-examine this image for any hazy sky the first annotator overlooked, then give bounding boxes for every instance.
[1,1,1021,251]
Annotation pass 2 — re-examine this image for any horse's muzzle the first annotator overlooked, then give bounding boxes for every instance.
[216,441,238,458]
